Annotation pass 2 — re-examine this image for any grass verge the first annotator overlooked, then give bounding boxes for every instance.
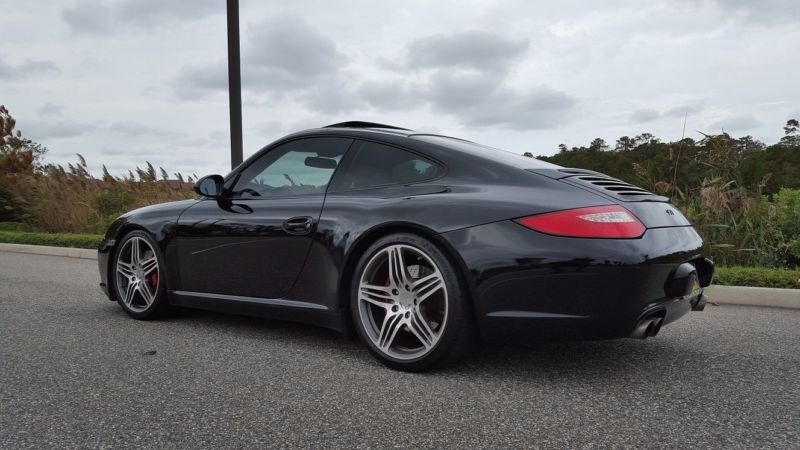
[713,266,800,289]
[0,231,103,249]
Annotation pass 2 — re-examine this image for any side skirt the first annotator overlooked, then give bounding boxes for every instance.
[169,290,344,333]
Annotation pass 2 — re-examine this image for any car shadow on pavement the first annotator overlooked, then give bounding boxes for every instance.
[103,303,707,379]
[464,339,704,376]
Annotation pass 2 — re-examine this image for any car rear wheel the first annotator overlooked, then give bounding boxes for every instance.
[351,233,473,371]
[113,230,173,319]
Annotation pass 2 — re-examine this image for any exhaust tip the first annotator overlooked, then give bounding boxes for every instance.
[630,315,665,339]
[648,318,664,337]
[630,318,654,339]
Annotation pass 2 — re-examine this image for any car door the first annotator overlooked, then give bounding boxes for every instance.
[175,137,353,299]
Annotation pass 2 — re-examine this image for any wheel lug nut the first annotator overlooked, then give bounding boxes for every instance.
[392,305,399,312]
[405,285,410,291]
[392,289,399,295]
[404,311,410,318]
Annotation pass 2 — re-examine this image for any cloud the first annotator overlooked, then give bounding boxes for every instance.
[174,13,346,99]
[24,120,91,140]
[664,104,705,117]
[173,63,228,99]
[710,113,764,132]
[301,81,359,114]
[244,13,345,85]
[173,16,566,129]
[109,122,182,138]
[0,56,59,79]
[394,31,571,130]
[38,103,65,116]
[60,0,113,35]
[61,0,220,34]
[117,0,219,28]
[426,70,577,130]
[630,109,660,123]
[406,31,529,72]
[702,0,800,25]
[358,80,419,111]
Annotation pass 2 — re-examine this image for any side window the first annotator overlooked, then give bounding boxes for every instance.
[231,138,353,198]
[329,141,443,191]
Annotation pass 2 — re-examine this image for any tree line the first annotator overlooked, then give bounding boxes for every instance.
[529,119,799,197]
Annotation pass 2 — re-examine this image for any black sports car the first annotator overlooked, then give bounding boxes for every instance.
[98,121,713,371]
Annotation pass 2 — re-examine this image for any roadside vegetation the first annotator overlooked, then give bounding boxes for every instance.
[0,105,195,235]
[0,229,102,249]
[1,104,799,287]
[714,266,800,289]
[538,120,800,269]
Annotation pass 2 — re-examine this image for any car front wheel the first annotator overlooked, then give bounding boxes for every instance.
[113,230,173,319]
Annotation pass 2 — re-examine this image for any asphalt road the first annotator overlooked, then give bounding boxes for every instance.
[1,252,798,449]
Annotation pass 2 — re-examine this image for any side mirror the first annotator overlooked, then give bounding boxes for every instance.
[193,174,225,198]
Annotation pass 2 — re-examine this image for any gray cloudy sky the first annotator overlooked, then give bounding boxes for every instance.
[2,0,798,177]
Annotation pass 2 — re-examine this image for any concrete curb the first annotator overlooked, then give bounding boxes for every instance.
[1,244,798,309]
[705,285,799,310]
[0,243,97,260]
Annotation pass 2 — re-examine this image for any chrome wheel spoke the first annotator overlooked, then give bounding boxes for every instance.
[130,238,140,266]
[411,273,444,304]
[140,256,158,276]
[387,246,408,288]
[359,283,394,309]
[116,261,135,277]
[139,283,154,306]
[408,309,435,349]
[378,312,404,351]
[122,281,137,306]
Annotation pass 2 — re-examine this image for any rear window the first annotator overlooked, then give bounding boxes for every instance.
[329,140,443,191]
[410,134,560,169]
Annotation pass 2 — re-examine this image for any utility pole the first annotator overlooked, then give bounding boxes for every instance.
[227,0,243,169]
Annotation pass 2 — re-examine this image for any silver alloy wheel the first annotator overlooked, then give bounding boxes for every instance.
[115,236,160,313]
[357,244,448,360]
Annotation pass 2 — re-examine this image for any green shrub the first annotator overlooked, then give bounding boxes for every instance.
[773,188,800,265]
[714,266,800,289]
[0,221,33,232]
[0,231,103,249]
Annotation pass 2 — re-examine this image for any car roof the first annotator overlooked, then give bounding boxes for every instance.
[285,122,559,170]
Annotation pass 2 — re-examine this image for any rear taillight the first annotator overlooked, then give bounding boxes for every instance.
[514,205,645,238]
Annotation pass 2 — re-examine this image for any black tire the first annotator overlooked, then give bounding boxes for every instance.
[350,233,474,371]
[112,230,174,320]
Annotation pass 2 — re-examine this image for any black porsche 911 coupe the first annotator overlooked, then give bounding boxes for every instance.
[98,121,713,371]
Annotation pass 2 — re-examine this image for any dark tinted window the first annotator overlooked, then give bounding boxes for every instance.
[330,141,443,191]
[410,134,560,169]
[231,137,352,198]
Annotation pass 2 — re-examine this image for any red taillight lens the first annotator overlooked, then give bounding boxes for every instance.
[514,205,645,238]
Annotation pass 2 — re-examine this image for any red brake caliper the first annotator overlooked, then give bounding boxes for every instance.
[150,272,159,289]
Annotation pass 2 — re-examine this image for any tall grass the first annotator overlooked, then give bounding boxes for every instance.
[633,135,800,268]
[0,155,195,234]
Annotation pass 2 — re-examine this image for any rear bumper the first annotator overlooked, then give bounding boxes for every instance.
[441,221,714,342]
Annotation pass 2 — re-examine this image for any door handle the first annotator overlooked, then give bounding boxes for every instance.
[282,216,314,235]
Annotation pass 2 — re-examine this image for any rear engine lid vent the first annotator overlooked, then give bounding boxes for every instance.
[573,175,654,197]
[527,168,668,202]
